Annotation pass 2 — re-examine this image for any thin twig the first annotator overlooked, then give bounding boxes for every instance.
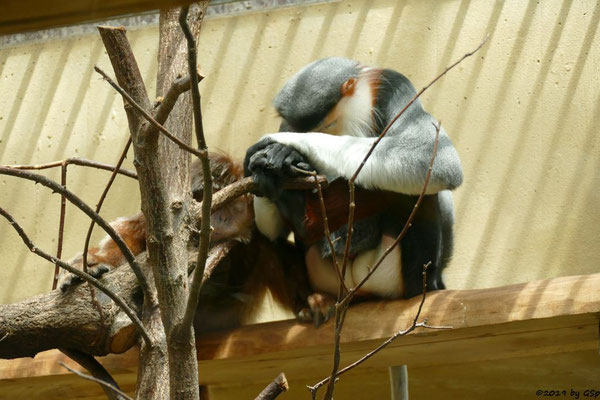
[9,156,138,290]
[319,122,438,400]
[311,171,347,293]
[340,122,441,307]
[0,166,153,299]
[339,180,355,283]
[179,5,206,150]
[152,74,203,128]
[199,240,238,284]
[321,302,349,400]
[349,35,488,184]
[0,207,151,344]
[52,162,68,290]
[82,138,134,322]
[320,121,442,400]
[316,38,487,399]
[310,263,451,393]
[6,157,138,178]
[94,66,206,159]
[82,138,132,278]
[292,168,347,292]
[59,362,133,400]
[60,348,126,400]
[179,4,214,337]
[255,373,289,400]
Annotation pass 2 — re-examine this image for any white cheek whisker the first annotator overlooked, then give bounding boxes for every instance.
[337,74,377,138]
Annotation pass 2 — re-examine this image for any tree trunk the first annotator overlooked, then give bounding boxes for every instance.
[98,4,208,398]
[1,3,211,398]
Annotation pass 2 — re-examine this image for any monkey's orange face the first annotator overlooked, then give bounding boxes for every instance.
[210,194,254,243]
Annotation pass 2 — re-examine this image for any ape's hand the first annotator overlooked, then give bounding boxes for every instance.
[244,137,312,199]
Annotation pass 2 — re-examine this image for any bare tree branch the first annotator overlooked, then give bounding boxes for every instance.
[341,122,442,306]
[54,162,68,290]
[319,122,440,400]
[306,169,347,292]
[60,348,128,400]
[82,138,132,273]
[349,35,488,185]
[312,266,452,393]
[94,65,205,159]
[179,5,206,150]
[255,373,289,400]
[0,167,153,300]
[318,36,486,394]
[0,206,151,345]
[80,138,133,325]
[214,174,328,210]
[60,362,134,400]
[319,302,348,400]
[153,74,203,128]
[315,38,489,400]
[5,156,138,290]
[5,157,138,178]
[97,25,152,135]
[309,264,441,394]
[79,140,130,322]
[99,10,210,398]
[179,4,214,339]
[187,174,329,231]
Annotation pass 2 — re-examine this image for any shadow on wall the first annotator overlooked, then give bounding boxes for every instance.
[0,0,599,305]
[197,0,600,295]
[0,31,149,302]
[453,0,600,289]
[435,0,600,327]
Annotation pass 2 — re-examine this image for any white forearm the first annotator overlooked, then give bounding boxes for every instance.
[266,132,459,194]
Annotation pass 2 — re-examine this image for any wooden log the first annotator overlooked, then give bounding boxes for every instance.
[0,254,146,359]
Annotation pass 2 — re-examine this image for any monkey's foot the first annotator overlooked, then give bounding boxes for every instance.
[297,292,336,328]
[59,264,110,292]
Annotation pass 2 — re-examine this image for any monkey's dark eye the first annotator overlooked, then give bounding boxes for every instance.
[318,120,337,131]
[288,106,337,132]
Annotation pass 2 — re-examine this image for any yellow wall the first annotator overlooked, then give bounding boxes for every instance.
[1,0,599,307]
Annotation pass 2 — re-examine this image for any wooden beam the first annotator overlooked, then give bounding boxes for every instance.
[0,0,197,35]
[1,273,599,388]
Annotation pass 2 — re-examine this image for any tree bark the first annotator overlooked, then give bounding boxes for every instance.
[152,6,206,400]
[99,3,208,398]
[0,254,147,359]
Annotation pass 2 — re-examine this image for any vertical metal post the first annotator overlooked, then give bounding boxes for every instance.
[389,365,409,400]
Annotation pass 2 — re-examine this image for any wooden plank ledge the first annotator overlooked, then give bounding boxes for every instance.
[0,0,197,35]
[1,272,599,388]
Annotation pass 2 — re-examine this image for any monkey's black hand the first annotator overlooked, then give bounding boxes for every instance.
[244,138,312,199]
